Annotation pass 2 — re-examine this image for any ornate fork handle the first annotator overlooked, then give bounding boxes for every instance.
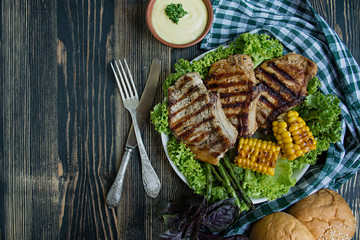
[106,146,134,208]
[129,111,161,198]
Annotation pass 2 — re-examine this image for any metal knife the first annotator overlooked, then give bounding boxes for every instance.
[107,58,161,209]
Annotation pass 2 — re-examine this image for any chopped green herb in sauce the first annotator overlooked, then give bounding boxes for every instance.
[165,3,188,24]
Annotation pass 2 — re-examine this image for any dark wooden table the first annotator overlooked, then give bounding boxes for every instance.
[1,0,359,239]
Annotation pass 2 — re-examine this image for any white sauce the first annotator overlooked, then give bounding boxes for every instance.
[151,0,208,45]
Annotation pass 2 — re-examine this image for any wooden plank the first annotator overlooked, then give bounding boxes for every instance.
[1,0,59,239]
[56,0,118,239]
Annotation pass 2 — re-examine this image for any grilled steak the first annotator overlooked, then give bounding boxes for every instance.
[204,54,262,136]
[255,53,318,131]
[168,72,238,165]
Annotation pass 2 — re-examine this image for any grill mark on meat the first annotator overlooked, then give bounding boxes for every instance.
[169,100,211,131]
[222,101,243,109]
[209,125,228,148]
[171,85,200,104]
[206,81,248,90]
[225,112,243,118]
[178,74,196,89]
[187,131,211,143]
[168,93,207,120]
[267,61,296,82]
[207,72,247,81]
[270,97,305,119]
[259,94,276,109]
[258,95,275,120]
[178,116,214,139]
[257,67,298,99]
[219,90,250,98]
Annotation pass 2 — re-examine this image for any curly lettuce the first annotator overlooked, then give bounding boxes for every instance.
[167,136,206,194]
[233,32,283,67]
[292,77,342,169]
[150,101,170,134]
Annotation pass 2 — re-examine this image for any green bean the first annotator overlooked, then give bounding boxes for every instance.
[211,165,242,210]
[204,162,213,201]
[222,158,254,210]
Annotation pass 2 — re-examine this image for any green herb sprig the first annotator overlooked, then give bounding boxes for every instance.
[165,3,188,24]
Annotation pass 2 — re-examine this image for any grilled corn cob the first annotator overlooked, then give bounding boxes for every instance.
[234,138,280,176]
[272,110,316,161]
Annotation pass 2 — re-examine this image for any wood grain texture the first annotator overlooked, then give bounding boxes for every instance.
[0,0,359,239]
[1,1,59,239]
[56,0,118,239]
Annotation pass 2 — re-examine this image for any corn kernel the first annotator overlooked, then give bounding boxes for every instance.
[243,144,250,152]
[287,155,297,161]
[255,140,262,148]
[287,111,299,118]
[284,143,294,149]
[295,150,303,157]
[289,124,299,132]
[278,121,287,130]
[287,116,298,123]
[286,148,295,155]
[299,141,308,148]
[273,126,279,133]
[302,146,310,153]
[281,131,291,138]
[293,144,301,151]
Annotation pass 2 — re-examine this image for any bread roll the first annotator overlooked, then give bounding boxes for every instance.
[288,188,356,240]
[250,212,315,240]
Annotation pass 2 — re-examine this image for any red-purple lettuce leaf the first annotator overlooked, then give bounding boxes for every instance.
[200,198,241,233]
[160,196,246,240]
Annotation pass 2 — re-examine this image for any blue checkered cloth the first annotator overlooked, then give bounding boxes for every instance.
[200,0,360,236]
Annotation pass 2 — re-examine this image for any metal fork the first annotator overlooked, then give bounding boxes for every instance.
[110,59,161,198]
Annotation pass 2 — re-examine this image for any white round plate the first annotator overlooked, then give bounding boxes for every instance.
[161,45,310,204]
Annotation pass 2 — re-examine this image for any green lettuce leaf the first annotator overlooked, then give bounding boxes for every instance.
[167,136,206,194]
[240,158,296,200]
[150,101,170,134]
[233,32,283,67]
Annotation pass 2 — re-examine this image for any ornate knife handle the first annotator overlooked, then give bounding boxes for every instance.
[130,111,161,198]
[106,146,133,209]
